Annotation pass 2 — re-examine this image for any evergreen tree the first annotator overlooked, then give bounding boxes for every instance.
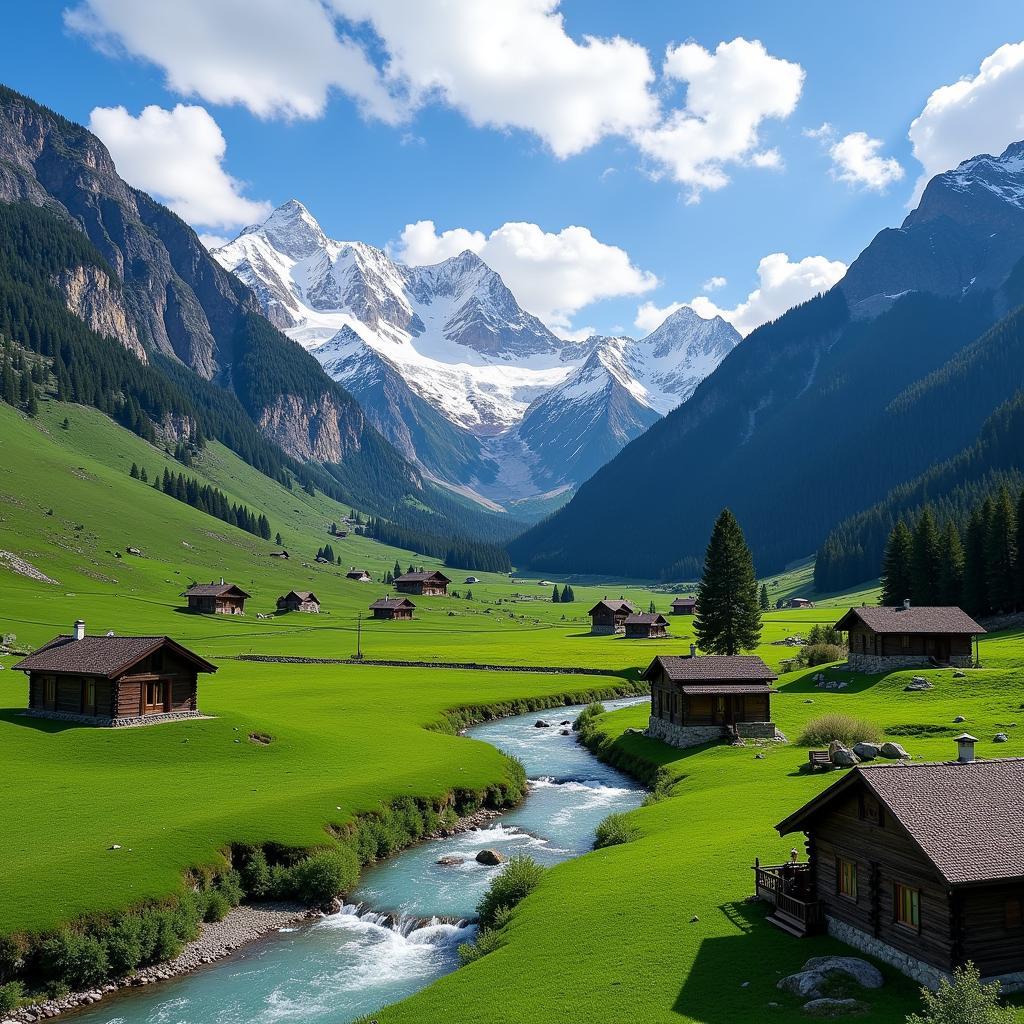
[936,520,965,606]
[130,463,140,479]
[394,559,402,579]
[759,583,770,611]
[466,589,473,600]
[985,485,1017,613]
[140,466,147,482]
[1016,488,1024,608]
[693,509,761,655]
[648,599,656,613]
[60,416,70,430]
[551,585,560,603]
[963,502,991,615]
[25,385,38,417]
[880,521,913,606]
[275,532,282,545]
[909,508,942,605]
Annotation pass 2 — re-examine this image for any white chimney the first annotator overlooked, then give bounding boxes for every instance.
[955,733,978,763]
[690,643,697,658]
[73,619,86,641]
[903,598,911,611]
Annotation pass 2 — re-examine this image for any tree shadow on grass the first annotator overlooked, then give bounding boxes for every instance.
[673,899,921,1023]
[0,707,92,732]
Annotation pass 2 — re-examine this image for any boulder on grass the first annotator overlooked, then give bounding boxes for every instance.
[802,956,884,989]
[828,742,859,767]
[904,679,933,692]
[879,741,909,759]
[953,715,966,723]
[778,971,828,998]
[852,742,880,761]
[994,733,1009,743]
[475,849,505,865]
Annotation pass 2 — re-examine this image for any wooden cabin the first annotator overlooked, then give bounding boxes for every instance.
[835,602,984,672]
[644,651,779,747]
[370,597,416,620]
[588,599,637,635]
[394,570,450,596]
[671,597,697,615]
[346,569,372,582]
[182,582,249,615]
[13,621,216,726]
[624,613,669,638]
[788,597,814,609]
[276,590,320,614]
[760,742,1024,992]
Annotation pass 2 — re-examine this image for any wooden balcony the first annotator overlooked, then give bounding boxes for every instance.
[754,861,823,937]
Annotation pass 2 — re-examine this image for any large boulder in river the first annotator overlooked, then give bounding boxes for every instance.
[437,855,464,866]
[802,956,884,989]
[475,849,505,865]
[534,720,551,728]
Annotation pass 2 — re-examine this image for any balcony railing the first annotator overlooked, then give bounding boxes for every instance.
[754,861,823,935]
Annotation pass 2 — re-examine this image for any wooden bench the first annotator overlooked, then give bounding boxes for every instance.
[808,749,831,770]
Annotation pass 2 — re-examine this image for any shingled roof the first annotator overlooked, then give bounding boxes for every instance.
[394,571,450,583]
[13,635,217,678]
[625,613,668,625]
[777,758,1024,886]
[182,582,250,598]
[588,599,637,615]
[644,654,776,683]
[834,605,985,635]
[370,598,416,610]
[281,591,319,602]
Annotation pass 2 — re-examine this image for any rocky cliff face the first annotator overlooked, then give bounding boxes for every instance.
[55,264,144,360]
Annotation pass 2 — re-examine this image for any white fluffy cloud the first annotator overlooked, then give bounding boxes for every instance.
[634,37,804,199]
[88,104,271,231]
[702,275,727,292]
[806,123,903,191]
[685,252,847,336]
[634,301,685,334]
[397,220,657,334]
[909,41,1024,197]
[66,0,402,121]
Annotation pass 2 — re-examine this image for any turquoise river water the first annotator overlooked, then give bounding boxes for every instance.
[68,698,645,1024]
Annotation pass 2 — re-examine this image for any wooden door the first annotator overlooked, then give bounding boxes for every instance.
[713,696,725,724]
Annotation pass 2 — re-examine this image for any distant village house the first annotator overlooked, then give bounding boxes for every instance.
[759,738,1024,992]
[182,581,249,615]
[835,602,984,672]
[644,650,780,747]
[624,612,669,639]
[788,597,814,609]
[276,591,320,614]
[346,569,372,582]
[670,597,697,615]
[370,597,416,620]
[588,599,637,635]
[394,570,450,596]
[14,620,216,726]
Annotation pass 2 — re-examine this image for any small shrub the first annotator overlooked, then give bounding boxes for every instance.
[288,849,360,904]
[457,925,505,965]
[476,855,546,929]
[572,702,606,733]
[594,812,640,849]
[797,713,882,748]
[203,890,231,923]
[0,981,23,1012]
[240,849,272,899]
[804,643,845,667]
[102,915,145,976]
[0,935,26,983]
[216,869,244,907]
[37,931,110,989]
[907,962,1015,1024]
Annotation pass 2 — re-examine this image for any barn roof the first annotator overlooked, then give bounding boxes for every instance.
[679,683,776,696]
[281,591,319,602]
[182,582,250,599]
[625,613,669,625]
[395,571,451,583]
[834,605,984,635]
[644,654,776,683]
[370,598,416,610]
[588,599,637,615]
[13,635,217,679]
[777,758,1024,886]
[671,597,696,606]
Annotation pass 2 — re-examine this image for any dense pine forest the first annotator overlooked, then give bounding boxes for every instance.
[364,516,512,574]
[147,466,272,541]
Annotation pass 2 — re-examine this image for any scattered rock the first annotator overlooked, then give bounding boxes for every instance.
[437,855,465,866]
[994,733,1009,743]
[904,678,933,691]
[852,742,880,761]
[954,715,966,723]
[327,897,343,915]
[879,741,909,759]
[828,741,859,767]
[108,844,121,850]
[778,971,828,998]
[475,849,505,865]
[804,699,814,704]
[534,720,551,728]
[560,729,571,736]
[802,956,884,989]
[740,981,750,988]
[690,915,699,923]
[952,670,966,678]
[802,997,869,1016]
[755,752,766,760]
[560,720,571,726]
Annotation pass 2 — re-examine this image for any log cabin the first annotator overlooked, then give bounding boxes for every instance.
[624,612,669,638]
[182,581,249,615]
[394,570,450,596]
[644,650,780,747]
[759,738,1024,993]
[834,601,984,672]
[788,597,814,609]
[346,569,372,582]
[670,597,697,615]
[13,620,216,726]
[276,590,320,613]
[370,597,416,620]
[588,599,637,635]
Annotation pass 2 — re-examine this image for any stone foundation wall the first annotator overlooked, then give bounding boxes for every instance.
[848,652,974,673]
[22,708,205,728]
[645,717,724,748]
[826,917,948,989]
[735,721,784,740]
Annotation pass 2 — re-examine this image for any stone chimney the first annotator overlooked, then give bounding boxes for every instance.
[690,643,697,658]
[73,619,86,641]
[955,733,978,763]
[903,598,911,611]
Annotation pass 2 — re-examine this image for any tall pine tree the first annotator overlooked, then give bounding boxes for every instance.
[936,520,965,606]
[985,485,1017,613]
[693,509,761,655]
[880,520,913,606]
[909,508,941,605]
[759,583,770,611]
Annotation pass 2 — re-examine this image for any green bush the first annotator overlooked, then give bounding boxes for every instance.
[240,848,273,898]
[0,981,23,1012]
[476,855,546,929]
[804,643,845,667]
[797,713,882,748]
[37,931,110,989]
[572,702,606,734]
[0,935,25,983]
[907,962,1015,1024]
[216,869,244,907]
[288,849,360,904]
[457,925,505,965]
[594,812,640,849]
[102,915,145,976]
[202,890,231,923]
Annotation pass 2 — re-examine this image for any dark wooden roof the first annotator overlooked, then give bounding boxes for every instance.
[13,635,217,679]
[834,605,985,635]
[346,570,370,578]
[644,654,776,683]
[183,582,250,599]
[394,571,451,583]
[280,591,319,602]
[777,759,1024,886]
[370,597,416,610]
[678,683,776,696]
[625,613,669,625]
[671,597,696,606]
[588,599,637,615]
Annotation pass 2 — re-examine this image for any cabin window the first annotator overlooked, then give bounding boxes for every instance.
[1006,898,1023,931]
[860,795,884,827]
[145,680,167,710]
[837,856,858,901]
[894,883,920,930]
[44,677,56,704]
[901,634,910,649]
[85,679,96,711]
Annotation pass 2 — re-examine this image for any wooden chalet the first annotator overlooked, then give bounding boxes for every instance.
[394,570,450,596]
[835,602,984,672]
[758,740,1024,992]
[13,621,216,726]
[346,569,372,582]
[624,612,669,638]
[276,590,320,614]
[182,581,249,615]
[370,597,416,620]
[670,597,697,615]
[788,597,814,609]
[588,599,637,635]
[644,651,779,747]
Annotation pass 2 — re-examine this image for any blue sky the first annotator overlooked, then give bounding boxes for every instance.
[5,1,1024,338]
